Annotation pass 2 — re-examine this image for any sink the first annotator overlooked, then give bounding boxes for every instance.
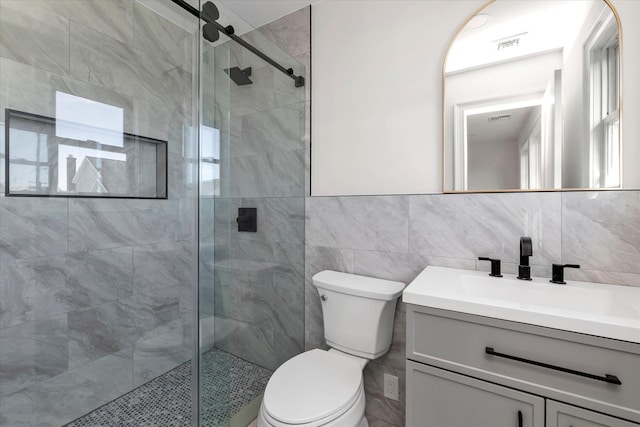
[403,266,640,343]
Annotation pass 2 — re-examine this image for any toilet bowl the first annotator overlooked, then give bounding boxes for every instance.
[258,350,368,427]
[257,271,405,427]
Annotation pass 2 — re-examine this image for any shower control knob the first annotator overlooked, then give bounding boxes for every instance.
[320,294,328,302]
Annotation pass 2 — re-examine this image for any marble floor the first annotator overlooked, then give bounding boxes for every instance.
[65,349,272,427]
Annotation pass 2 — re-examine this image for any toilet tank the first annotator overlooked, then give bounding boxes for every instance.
[312,270,405,360]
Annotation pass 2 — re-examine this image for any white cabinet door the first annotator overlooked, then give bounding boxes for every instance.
[407,361,545,427]
[547,400,639,427]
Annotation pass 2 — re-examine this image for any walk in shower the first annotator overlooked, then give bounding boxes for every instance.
[0,0,307,425]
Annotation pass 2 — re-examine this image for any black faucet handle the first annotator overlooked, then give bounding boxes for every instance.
[478,257,503,277]
[550,263,580,285]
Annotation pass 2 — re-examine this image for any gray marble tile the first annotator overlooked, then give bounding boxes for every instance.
[213,316,274,370]
[0,347,133,427]
[39,0,134,45]
[69,21,137,98]
[229,238,275,263]
[134,286,182,335]
[368,417,400,427]
[363,358,405,426]
[68,198,180,252]
[133,319,189,387]
[257,6,311,59]
[228,197,305,246]
[354,251,429,285]
[0,1,70,75]
[214,260,275,327]
[409,193,529,264]
[0,58,55,118]
[273,332,304,370]
[307,196,410,252]
[1,256,68,329]
[70,20,187,112]
[179,198,197,242]
[562,191,640,275]
[133,241,194,294]
[229,149,305,198]
[0,197,68,260]
[68,287,179,369]
[527,192,562,266]
[168,153,196,200]
[233,102,305,158]
[67,299,139,369]
[65,247,134,308]
[0,316,68,397]
[271,261,305,340]
[133,1,193,69]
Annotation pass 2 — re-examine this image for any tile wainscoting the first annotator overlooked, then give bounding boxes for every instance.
[305,190,640,426]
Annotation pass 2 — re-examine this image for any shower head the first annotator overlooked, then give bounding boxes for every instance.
[224,67,253,86]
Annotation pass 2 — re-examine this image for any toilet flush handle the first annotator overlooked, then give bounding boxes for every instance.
[320,294,328,302]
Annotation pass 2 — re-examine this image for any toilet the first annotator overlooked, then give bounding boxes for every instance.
[258,270,405,427]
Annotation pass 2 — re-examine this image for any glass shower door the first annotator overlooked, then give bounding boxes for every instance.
[198,8,307,425]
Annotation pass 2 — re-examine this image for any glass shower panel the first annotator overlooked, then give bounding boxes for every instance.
[0,1,198,426]
[198,12,307,426]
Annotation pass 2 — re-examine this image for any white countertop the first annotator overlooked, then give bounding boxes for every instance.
[403,266,640,344]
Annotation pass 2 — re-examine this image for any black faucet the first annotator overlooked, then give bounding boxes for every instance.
[550,264,580,284]
[517,237,533,281]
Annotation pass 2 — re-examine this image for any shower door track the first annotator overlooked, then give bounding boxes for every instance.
[170,0,306,87]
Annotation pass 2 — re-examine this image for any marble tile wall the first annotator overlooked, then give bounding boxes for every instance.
[305,190,640,426]
[0,1,197,426]
[206,8,309,373]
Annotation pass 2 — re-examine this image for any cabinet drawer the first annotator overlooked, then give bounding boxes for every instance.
[547,400,639,427]
[407,360,545,427]
[407,306,640,422]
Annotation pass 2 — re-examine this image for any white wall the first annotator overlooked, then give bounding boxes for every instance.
[311,0,640,196]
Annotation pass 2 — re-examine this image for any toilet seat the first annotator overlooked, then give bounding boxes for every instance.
[262,349,363,426]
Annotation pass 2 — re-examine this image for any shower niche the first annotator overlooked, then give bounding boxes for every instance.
[4,108,167,199]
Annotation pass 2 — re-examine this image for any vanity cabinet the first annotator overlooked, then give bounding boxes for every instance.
[407,361,544,427]
[406,305,640,427]
[547,400,639,427]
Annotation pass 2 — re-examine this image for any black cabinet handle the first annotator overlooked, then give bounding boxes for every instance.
[518,410,523,427]
[485,347,621,385]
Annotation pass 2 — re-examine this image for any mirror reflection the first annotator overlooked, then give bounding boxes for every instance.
[444,0,623,192]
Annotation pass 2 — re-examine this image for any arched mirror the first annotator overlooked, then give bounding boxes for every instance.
[443,0,628,192]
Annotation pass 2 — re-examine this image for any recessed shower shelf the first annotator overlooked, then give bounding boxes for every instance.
[4,109,168,199]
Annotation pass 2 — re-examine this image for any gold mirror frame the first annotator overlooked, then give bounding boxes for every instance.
[442,0,623,194]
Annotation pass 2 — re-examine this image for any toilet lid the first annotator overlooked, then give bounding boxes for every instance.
[263,349,363,424]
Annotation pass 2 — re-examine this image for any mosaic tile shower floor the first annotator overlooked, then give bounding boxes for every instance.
[65,349,272,427]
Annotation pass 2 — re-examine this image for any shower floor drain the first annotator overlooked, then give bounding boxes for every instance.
[65,349,271,427]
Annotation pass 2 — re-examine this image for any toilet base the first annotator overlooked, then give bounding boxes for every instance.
[258,412,367,427]
[257,385,367,427]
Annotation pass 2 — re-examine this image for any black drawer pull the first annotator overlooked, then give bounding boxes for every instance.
[485,347,622,385]
[517,410,523,427]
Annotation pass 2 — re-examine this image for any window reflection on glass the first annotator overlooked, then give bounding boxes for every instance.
[55,92,124,147]
[6,103,167,198]
[7,121,50,193]
[587,8,620,189]
[201,125,220,196]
